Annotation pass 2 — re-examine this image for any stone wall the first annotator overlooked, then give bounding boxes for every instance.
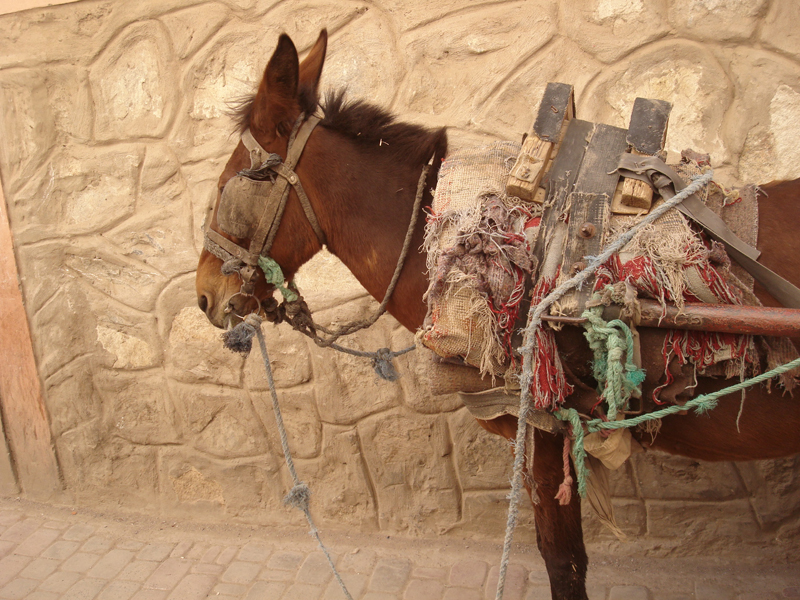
[0,0,799,556]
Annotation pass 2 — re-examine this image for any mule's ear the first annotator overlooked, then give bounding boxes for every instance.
[252,34,300,137]
[298,29,327,115]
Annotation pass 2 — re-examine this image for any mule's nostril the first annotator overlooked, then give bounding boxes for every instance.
[198,294,209,314]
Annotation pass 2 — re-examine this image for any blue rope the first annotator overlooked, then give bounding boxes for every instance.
[587,355,800,431]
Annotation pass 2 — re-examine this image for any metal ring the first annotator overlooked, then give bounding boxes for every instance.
[227,292,262,319]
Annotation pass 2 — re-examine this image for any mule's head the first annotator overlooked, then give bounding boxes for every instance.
[196,30,328,328]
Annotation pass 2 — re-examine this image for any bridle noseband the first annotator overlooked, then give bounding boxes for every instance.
[203,115,326,305]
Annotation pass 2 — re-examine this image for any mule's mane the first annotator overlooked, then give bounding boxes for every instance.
[320,91,446,166]
[229,96,257,132]
[228,83,319,134]
[229,89,446,167]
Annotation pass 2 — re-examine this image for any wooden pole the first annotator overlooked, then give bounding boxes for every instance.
[0,180,61,499]
[631,300,800,337]
[542,299,800,338]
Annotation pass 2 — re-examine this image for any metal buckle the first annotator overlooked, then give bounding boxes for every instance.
[621,395,644,415]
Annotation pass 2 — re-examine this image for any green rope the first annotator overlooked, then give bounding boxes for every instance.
[554,408,589,498]
[581,304,645,421]
[588,356,800,432]
[556,355,800,497]
[258,256,298,302]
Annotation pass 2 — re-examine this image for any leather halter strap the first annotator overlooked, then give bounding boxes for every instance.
[204,115,325,282]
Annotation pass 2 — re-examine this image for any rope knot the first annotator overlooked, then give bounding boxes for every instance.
[283,482,311,512]
[222,313,263,355]
[582,297,645,421]
[554,409,589,499]
[371,348,401,381]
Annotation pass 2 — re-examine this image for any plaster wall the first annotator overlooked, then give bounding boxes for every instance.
[0,0,799,556]
[0,0,79,16]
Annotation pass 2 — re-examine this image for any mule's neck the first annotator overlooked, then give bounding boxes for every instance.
[299,128,442,332]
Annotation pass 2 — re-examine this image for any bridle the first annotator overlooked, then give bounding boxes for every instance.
[204,110,434,369]
[203,114,325,314]
[205,112,436,376]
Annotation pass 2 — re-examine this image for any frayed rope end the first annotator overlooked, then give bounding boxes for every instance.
[555,476,573,506]
[222,314,263,355]
[555,435,574,506]
[692,397,718,415]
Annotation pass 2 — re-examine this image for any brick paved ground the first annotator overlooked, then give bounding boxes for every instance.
[0,497,797,600]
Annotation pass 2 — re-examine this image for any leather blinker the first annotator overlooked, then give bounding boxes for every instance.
[217,176,277,240]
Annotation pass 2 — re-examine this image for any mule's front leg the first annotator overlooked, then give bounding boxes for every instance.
[533,428,588,600]
[479,416,588,599]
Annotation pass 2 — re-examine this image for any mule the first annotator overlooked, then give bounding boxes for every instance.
[195,30,800,599]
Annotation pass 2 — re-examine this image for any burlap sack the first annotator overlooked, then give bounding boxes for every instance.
[421,142,539,377]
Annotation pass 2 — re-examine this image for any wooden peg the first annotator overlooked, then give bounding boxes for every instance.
[507,83,574,202]
[620,150,654,210]
[614,98,671,214]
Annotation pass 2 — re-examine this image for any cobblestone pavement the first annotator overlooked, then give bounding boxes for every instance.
[0,497,798,600]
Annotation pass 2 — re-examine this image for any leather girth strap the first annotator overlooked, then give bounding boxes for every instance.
[617,154,800,309]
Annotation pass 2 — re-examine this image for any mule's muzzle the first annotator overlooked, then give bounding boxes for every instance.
[206,287,283,329]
